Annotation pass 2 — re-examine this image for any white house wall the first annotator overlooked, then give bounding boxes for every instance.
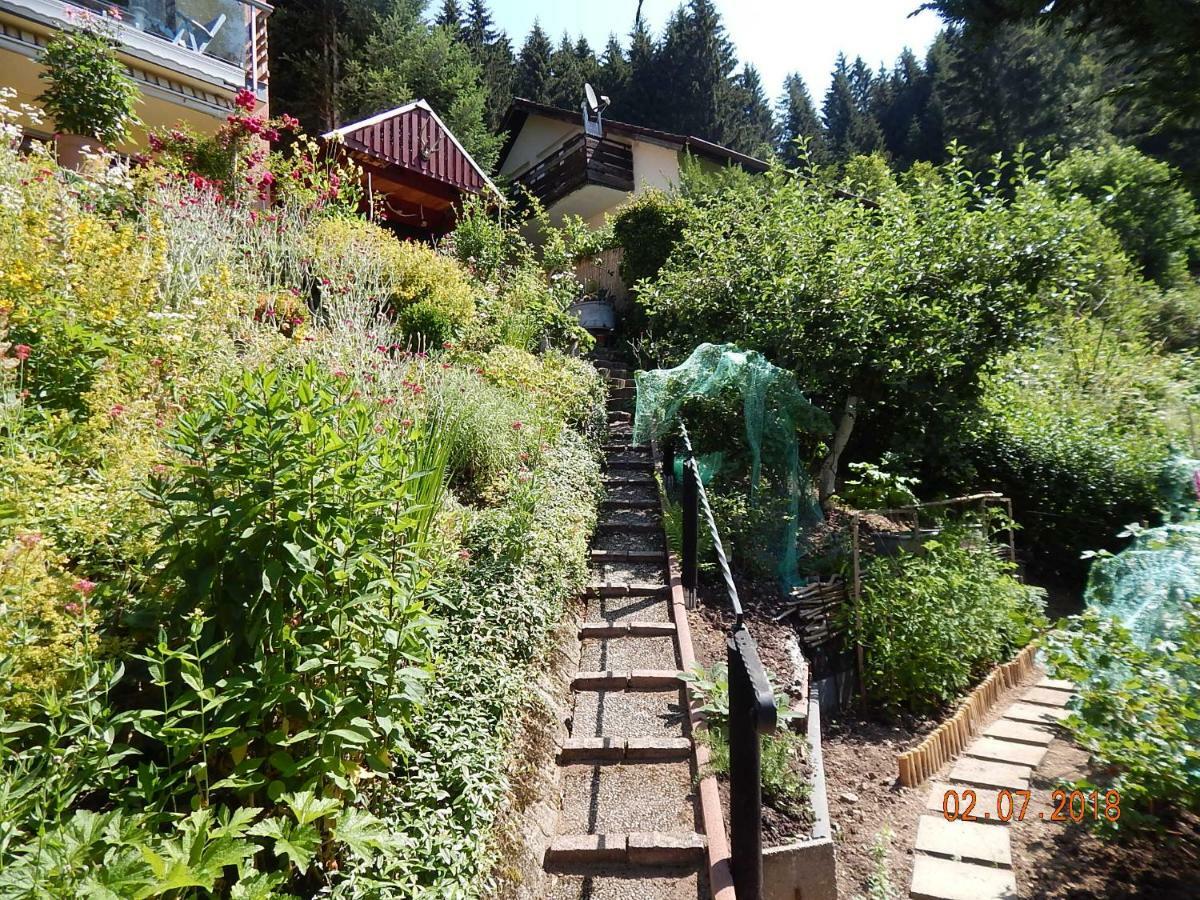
[500,115,578,177]
[632,140,681,193]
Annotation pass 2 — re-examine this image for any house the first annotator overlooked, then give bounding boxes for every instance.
[0,0,270,146]
[323,100,499,241]
[497,96,768,229]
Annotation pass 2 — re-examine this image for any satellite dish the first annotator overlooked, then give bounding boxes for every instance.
[585,83,600,113]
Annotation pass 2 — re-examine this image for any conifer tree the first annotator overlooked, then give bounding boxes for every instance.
[599,33,630,103]
[435,0,466,39]
[778,73,827,165]
[729,65,775,155]
[515,22,554,103]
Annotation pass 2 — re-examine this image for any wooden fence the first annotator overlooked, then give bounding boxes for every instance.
[896,641,1039,787]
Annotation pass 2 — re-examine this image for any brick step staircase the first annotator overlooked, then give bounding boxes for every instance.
[545,363,710,900]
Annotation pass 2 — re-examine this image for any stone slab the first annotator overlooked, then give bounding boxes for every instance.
[948,757,1031,791]
[965,736,1047,768]
[1036,676,1075,692]
[1004,702,1069,726]
[915,815,1012,866]
[627,831,706,865]
[545,833,627,866]
[910,854,1018,900]
[1021,687,1072,708]
[626,736,692,761]
[982,718,1054,747]
[560,737,625,763]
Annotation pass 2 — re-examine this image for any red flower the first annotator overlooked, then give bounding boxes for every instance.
[234,88,257,113]
[442,341,453,350]
[13,344,31,361]
[280,114,300,131]
[72,579,97,596]
[109,404,125,418]
[511,421,523,431]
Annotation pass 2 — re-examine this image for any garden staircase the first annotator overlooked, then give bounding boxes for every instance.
[544,358,711,900]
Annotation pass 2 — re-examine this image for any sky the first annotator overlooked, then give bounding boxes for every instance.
[485,1,946,107]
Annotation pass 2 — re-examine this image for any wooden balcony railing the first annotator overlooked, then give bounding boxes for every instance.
[514,133,634,209]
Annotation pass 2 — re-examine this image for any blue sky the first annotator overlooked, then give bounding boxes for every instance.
[485,1,945,108]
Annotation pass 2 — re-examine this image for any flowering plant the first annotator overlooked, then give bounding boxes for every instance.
[37,11,140,145]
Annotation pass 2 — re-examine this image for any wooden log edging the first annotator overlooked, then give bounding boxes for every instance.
[897,642,1039,787]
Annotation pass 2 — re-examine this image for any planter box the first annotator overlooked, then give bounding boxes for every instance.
[764,689,839,900]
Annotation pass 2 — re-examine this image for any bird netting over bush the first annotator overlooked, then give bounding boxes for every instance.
[1085,454,1200,646]
[632,343,830,583]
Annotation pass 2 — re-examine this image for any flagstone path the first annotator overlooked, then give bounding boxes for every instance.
[908,676,1076,900]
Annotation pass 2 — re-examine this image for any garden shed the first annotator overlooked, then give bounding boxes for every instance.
[324,100,499,239]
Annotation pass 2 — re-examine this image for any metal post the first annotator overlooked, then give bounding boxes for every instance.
[727,625,777,900]
[681,457,698,604]
[662,436,676,491]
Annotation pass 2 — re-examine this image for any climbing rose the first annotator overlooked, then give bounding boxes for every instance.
[234,88,257,113]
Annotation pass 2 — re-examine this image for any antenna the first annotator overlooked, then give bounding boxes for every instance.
[582,82,611,138]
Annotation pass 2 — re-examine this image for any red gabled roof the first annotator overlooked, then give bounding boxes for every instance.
[325,100,499,197]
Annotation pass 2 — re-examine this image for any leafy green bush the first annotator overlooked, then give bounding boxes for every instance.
[836,458,920,510]
[964,332,1180,579]
[1046,144,1200,288]
[1045,603,1200,833]
[846,524,1047,714]
[610,189,693,288]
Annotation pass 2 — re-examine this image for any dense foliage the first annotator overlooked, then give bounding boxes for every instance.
[1046,602,1200,833]
[847,524,1047,714]
[0,89,606,896]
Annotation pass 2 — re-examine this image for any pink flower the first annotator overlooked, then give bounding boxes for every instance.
[458,548,472,561]
[442,341,453,350]
[511,421,523,431]
[332,369,347,379]
[280,114,300,130]
[400,418,413,428]
[258,171,275,189]
[109,404,125,418]
[16,532,42,548]
[380,396,396,406]
[64,601,82,616]
[72,579,97,596]
[263,128,280,143]
[13,344,31,361]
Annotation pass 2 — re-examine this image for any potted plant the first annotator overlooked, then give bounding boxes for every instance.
[37,11,140,169]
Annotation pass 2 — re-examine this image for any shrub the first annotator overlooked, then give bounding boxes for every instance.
[1046,144,1200,288]
[36,13,139,146]
[307,217,476,341]
[846,523,1047,714]
[610,189,693,288]
[476,346,605,431]
[1045,603,1200,833]
[964,332,1180,579]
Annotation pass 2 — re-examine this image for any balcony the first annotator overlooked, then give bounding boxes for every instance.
[1,0,269,93]
[515,132,634,210]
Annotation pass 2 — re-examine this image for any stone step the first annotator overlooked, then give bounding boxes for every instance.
[601,442,645,453]
[597,508,662,530]
[580,635,678,671]
[579,621,676,639]
[1003,702,1069,727]
[571,685,687,739]
[600,498,660,510]
[572,670,684,691]
[909,854,1017,900]
[924,781,1054,822]
[558,736,692,764]
[1036,676,1075,693]
[584,583,670,599]
[981,718,1055,747]
[914,815,1012,866]
[556,761,699,837]
[585,594,672,624]
[602,472,655,484]
[545,831,705,869]
[947,757,1032,792]
[609,386,636,401]
[590,549,666,565]
[964,736,1047,768]
[1019,687,1073,708]
[606,459,654,472]
[547,864,707,900]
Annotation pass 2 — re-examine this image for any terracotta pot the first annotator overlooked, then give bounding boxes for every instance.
[55,133,103,171]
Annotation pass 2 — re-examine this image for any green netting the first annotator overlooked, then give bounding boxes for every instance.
[632,343,830,584]
[1085,455,1200,646]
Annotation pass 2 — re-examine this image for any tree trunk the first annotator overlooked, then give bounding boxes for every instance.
[818,395,859,507]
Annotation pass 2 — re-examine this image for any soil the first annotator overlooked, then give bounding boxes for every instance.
[1012,739,1200,898]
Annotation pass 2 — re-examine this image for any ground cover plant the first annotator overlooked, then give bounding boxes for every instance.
[0,85,606,897]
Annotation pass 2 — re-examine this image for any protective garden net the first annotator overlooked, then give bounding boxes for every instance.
[1084,453,1200,646]
[632,343,830,583]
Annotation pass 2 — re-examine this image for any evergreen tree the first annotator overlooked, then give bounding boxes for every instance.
[435,0,466,40]
[778,72,827,165]
[877,48,939,167]
[515,22,554,103]
[599,33,630,103]
[822,54,857,159]
[657,0,741,143]
[728,65,775,155]
[464,0,496,50]
[546,34,583,108]
[623,14,659,125]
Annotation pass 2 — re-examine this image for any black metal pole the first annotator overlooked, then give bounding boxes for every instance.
[662,436,676,490]
[681,457,698,602]
[727,625,777,900]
